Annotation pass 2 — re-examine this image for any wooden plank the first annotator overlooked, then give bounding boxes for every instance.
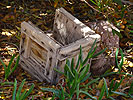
[23,37,31,58]
[20,56,51,82]
[21,21,61,52]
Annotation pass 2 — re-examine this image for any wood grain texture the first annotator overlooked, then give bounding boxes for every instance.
[53,7,98,45]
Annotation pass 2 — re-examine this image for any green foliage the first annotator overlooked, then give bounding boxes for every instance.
[98,78,106,100]
[128,81,133,98]
[0,55,20,80]
[98,76,131,100]
[0,81,14,86]
[89,0,130,39]
[115,48,124,73]
[112,29,123,38]
[12,79,34,100]
[113,0,122,5]
[101,48,133,77]
[42,39,106,99]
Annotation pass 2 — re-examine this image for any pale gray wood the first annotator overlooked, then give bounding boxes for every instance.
[21,21,61,51]
[53,7,97,45]
[19,8,104,84]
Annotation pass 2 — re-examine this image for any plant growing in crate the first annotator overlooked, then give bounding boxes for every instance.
[0,54,20,80]
[41,39,106,99]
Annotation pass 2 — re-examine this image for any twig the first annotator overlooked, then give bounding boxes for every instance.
[1,42,19,51]
[81,0,101,13]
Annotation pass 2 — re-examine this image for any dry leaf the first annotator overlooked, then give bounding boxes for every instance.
[97,79,104,89]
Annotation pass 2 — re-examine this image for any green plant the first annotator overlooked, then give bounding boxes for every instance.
[84,0,130,39]
[98,77,131,100]
[115,48,124,73]
[0,54,20,80]
[128,80,133,98]
[41,39,106,99]
[101,48,133,77]
[12,79,34,100]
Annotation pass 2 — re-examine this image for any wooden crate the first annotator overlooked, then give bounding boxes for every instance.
[20,8,101,84]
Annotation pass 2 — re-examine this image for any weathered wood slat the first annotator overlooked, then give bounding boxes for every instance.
[21,21,61,51]
[53,8,97,45]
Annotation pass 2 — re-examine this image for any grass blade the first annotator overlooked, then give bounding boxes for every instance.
[0,58,7,79]
[88,39,97,55]
[22,83,34,100]
[89,46,97,58]
[109,79,114,94]
[51,94,55,100]
[76,46,83,69]
[112,29,123,38]
[70,70,78,96]
[76,53,80,69]
[111,91,128,97]
[0,58,6,69]
[98,79,106,100]
[83,39,97,65]
[79,45,83,64]
[103,78,109,97]
[113,76,124,91]
[7,54,15,74]
[90,0,97,5]
[20,90,27,100]
[108,96,115,100]
[54,68,64,75]
[80,73,91,83]
[9,56,20,77]
[115,48,119,68]
[71,58,74,73]
[91,48,107,58]
[41,88,59,97]
[16,79,26,100]
[65,64,74,78]
[66,59,70,67]
[1,82,14,86]
[79,64,90,81]
[66,59,74,82]
[119,48,124,70]
[12,79,17,100]
[128,80,133,95]
[79,90,97,100]
[85,78,100,87]
[60,85,65,100]
[76,83,80,99]
[101,72,117,77]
